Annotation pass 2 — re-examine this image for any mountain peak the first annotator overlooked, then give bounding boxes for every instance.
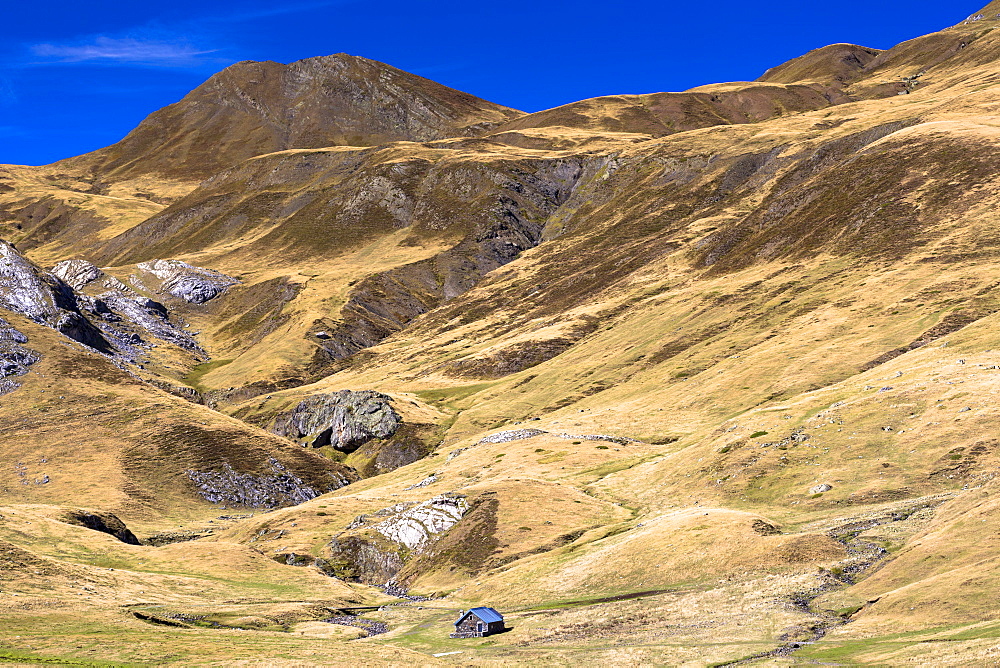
[962,3,1000,22]
[79,53,523,182]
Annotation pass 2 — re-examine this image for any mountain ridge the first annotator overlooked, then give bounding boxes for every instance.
[58,53,524,185]
[5,7,1000,665]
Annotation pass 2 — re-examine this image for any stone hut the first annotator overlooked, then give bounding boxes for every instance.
[450,607,505,638]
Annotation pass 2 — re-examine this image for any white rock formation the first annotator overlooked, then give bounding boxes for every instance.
[137,259,238,304]
[373,494,468,549]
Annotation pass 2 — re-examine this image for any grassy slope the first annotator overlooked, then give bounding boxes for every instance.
[6,10,1000,666]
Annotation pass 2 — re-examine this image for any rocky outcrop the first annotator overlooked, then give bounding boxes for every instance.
[136,259,238,304]
[0,317,40,395]
[185,457,353,508]
[0,317,28,344]
[325,535,406,584]
[51,259,130,292]
[372,494,468,549]
[50,259,103,290]
[309,157,588,365]
[0,241,111,351]
[0,344,41,395]
[0,243,201,360]
[95,292,202,353]
[60,510,141,545]
[0,244,207,362]
[324,492,468,584]
[271,390,401,451]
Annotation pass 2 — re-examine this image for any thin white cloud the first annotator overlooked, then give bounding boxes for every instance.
[30,36,217,66]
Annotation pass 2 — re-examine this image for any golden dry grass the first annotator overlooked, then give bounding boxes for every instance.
[7,11,1000,666]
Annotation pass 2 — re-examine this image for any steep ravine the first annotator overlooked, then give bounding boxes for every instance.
[309,157,593,366]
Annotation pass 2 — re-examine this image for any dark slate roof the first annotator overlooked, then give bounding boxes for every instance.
[456,607,504,625]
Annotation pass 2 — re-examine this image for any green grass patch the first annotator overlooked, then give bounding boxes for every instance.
[795,621,1000,663]
[579,455,657,479]
[182,359,234,391]
[413,382,498,408]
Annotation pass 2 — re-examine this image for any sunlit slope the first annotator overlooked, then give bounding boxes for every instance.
[0,163,194,266]
[75,140,601,392]
[491,81,842,137]
[5,5,1000,665]
[0,311,352,529]
[1,53,524,270]
[62,54,524,183]
[207,42,1000,660]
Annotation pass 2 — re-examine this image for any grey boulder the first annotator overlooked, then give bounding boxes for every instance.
[137,259,238,304]
[272,390,401,452]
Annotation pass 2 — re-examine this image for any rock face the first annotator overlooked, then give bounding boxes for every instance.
[0,243,204,361]
[50,259,130,292]
[185,457,353,508]
[306,156,589,365]
[60,510,141,545]
[0,241,110,352]
[0,318,28,344]
[372,494,468,550]
[47,260,192,355]
[136,259,238,304]
[325,492,468,584]
[96,292,202,352]
[0,317,40,395]
[50,259,103,290]
[272,390,401,451]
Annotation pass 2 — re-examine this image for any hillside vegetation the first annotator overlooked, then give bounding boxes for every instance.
[3,5,1000,665]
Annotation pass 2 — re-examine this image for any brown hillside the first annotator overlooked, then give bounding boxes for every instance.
[7,5,1000,666]
[492,82,841,137]
[63,54,524,183]
[758,43,882,85]
[0,312,355,527]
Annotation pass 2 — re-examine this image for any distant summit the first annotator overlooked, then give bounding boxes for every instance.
[72,53,523,181]
[757,44,882,85]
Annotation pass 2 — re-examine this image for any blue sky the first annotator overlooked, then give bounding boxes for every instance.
[0,1,982,166]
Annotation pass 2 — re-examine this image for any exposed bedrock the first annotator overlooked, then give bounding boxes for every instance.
[0,317,40,396]
[50,259,130,292]
[96,292,202,353]
[50,259,104,290]
[310,157,591,366]
[0,245,207,363]
[185,456,354,509]
[0,243,206,360]
[324,492,469,584]
[60,510,141,545]
[136,259,239,304]
[271,390,401,451]
[0,241,111,352]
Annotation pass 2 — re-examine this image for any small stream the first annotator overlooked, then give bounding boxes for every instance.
[714,498,948,667]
